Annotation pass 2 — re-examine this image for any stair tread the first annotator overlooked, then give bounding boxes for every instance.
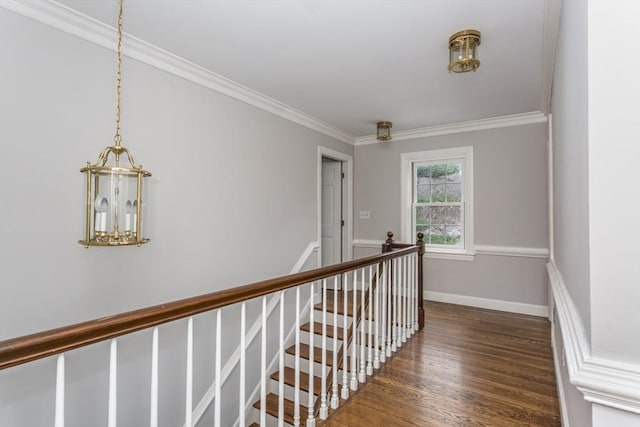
[300,321,345,340]
[252,393,308,425]
[271,366,323,395]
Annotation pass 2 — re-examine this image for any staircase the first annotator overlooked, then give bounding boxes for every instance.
[250,289,361,427]
[0,232,424,427]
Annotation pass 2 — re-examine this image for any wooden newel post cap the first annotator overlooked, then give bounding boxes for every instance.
[416,232,425,255]
[385,231,393,245]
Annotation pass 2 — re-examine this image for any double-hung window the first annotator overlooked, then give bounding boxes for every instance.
[401,146,474,259]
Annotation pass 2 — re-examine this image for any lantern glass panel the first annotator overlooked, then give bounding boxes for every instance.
[85,167,147,245]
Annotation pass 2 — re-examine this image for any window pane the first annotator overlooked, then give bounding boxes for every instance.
[415,225,428,237]
[444,206,461,225]
[445,183,461,202]
[429,225,446,245]
[415,206,432,226]
[416,177,431,202]
[416,165,432,180]
[431,206,445,224]
[445,226,462,246]
[431,184,446,202]
[446,163,462,183]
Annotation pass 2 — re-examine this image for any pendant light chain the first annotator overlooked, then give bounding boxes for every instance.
[114,0,124,147]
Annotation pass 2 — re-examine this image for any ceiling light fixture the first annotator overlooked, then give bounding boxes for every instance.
[377,121,393,141]
[448,29,481,73]
[79,0,151,247]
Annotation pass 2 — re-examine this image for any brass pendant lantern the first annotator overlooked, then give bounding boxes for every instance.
[79,0,151,247]
[448,29,481,73]
[376,121,392,141]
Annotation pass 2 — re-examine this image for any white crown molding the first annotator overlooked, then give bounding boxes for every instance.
[548,261,640,414]
[354,112,548,146]
[0,0,356,145]
[424,290,548,317]
[475,244,549,259]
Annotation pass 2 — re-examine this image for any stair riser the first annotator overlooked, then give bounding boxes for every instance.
[284,352,336,376]
[268,377,315,406]
[310,310,355,328]
[299,330,344,350]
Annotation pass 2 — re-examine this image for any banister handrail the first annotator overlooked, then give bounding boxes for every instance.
[0,245,419,371]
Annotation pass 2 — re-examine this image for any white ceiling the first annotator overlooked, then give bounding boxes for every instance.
[56,0,550,138]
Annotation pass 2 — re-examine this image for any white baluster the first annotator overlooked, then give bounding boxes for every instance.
[350,271,358,391]
[261,297,267,427]
[341,273,349,400]
[307,282,316,427]
[215,310,221,427]
[54,353,65,427]
[398,257,407,347]
[294,287,300,427]
[408,256,412,336]
[239,303,245,427]
[108,339,117,427]
[405,255,410,341]
[331,275,339,409]
[380,261,387,363]
[414,253,419,332]
[358,268,366,383]
[186,317,193,427]
[386,259,393,358]
[375,263,383,368]
[279,291,285,427]
[367,265,373,376]
[393,257,398,353]
[405,255,413,339]
[319,278,328,419]
[150,327,158,427]
[412,254,416,335]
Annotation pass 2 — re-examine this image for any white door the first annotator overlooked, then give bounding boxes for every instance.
[321,159,343,266]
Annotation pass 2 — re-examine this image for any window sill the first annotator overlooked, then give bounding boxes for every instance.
[424,250,476,261]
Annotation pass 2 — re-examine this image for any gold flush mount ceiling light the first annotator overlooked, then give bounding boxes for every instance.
[79,0,151,247]
[448,29,481,73]
[376,121,392,141]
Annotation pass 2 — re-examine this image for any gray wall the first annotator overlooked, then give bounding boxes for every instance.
[551,0,591,339]
[550,0,593,424]
[354,123,549,307]
[0,8,350,427]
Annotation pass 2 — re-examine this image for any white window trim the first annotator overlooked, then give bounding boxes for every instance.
[401,146,475,261]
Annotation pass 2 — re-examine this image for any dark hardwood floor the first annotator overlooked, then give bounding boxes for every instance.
[322,301,561,427]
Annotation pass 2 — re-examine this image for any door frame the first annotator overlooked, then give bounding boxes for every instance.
[317,146,353,268]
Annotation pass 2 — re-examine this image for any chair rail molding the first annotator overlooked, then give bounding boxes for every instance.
[475,244,549,259]
[353,240,549,259]
[548,261,640,415]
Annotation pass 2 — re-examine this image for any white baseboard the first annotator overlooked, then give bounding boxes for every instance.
[424,290,549,317]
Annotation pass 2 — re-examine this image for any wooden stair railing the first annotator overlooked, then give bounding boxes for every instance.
[0,232,424,427]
